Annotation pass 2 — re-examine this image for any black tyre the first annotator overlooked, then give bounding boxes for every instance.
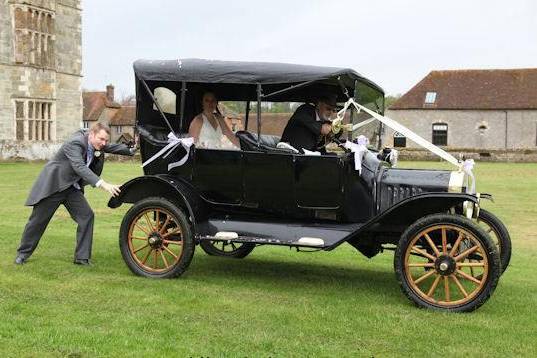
[119,197,194,278]
[476,209,511,274]
[200,240,255,258]
[394,213,500,312]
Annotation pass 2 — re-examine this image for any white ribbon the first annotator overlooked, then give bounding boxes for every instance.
[346,98,460,167]
[337,98,476,190]
[388,149,399,168]
[343,135,369,173]
[141,132,194,171]
[462,159,476,194]
[302,148,321,156]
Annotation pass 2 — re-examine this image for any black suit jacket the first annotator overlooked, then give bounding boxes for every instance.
[280,103,323,151]
[25,129,133,206]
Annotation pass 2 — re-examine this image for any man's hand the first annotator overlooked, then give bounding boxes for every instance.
[321,123,332,136]
[99,181,121,197]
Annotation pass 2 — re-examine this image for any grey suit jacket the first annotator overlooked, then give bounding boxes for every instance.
[25,129,134,206]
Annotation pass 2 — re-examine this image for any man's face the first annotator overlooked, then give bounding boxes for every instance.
[317,101,336,121]
[89,129,109,150]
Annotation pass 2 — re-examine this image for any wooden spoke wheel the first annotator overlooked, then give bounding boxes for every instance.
[475,209,511,274]
[395,214,500,312]
[119,198,194,278]
[200,240,255,259]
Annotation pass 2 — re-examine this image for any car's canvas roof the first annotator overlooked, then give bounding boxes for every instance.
[133,58,384,94]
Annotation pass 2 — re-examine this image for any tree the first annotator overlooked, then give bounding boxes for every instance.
[384,94,402,110]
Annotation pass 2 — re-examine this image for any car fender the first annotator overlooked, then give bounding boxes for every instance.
[330,192,478,250]
[370,192,478,226]
[108,175,206,231]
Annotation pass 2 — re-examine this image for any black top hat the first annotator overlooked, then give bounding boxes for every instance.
[317,93,338,107]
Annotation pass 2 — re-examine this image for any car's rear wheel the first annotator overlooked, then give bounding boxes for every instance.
[476,209,511,274]
[119,197,194,278]
[200,240,255,258]
[394,214,500,312]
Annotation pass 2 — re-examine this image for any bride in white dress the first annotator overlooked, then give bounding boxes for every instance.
[188,92,239,150]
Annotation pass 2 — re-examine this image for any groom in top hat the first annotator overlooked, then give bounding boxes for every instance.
[280,93,338,152]
[15,122,136,266]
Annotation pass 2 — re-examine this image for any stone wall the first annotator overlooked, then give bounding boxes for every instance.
[0,0,82,159]
[383,109,537,150]
[396,147,537,163]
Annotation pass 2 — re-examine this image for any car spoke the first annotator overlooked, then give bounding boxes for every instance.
[407,262,435,267]
[449,233,463,256]
[159,249,169,268]
[163,245,178,260]
[159,216,171,234]
[141,249,152,265]
[443,276,450,301]
[456,269,481,285]
[134,223,150,235]
[451,275,469,298]
[427,275,442,298]
[441,228,447,254]
[454,245,479,262]
[144,213,156,232]
[133,243,149,254]
[413,269,436,285]
[411,246,436,261]
[423,233,441,257]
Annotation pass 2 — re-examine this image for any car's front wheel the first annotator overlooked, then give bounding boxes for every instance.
[394,213,500,312]
[119,197,194,278]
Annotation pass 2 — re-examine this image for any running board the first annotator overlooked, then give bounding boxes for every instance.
[196,219,363,248]
[198,234,326,248]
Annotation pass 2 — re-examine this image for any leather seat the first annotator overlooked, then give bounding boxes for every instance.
[235,131,295,153]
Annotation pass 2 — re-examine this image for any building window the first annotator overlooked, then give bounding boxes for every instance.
[432,123,448,146]
[13,99,55,141]
[116,126,122,134]
[393,132,406,147]
[12,5,55,68]
[82,121,90,129]
[425,91,437,104]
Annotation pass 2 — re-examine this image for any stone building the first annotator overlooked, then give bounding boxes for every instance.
[0,0,82,159]
[384,69,537,151]
[83,85,135,143]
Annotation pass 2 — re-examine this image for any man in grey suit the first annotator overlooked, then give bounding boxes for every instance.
[15,122,136,265]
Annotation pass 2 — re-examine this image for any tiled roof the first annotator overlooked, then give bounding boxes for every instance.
[82,91,121,121]
[390,68,537,110]
[110,106,136,126]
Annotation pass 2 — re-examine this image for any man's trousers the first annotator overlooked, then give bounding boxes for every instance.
[17,187,94,261]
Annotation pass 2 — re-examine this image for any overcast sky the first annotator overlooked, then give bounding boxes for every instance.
[82,0,537,99]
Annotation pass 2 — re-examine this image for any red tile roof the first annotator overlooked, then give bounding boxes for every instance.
[390,68,537,110]
[83,91,121,121]
[110,106,136,126]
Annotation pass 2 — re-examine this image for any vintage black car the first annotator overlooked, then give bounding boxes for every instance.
[109,59,510,312]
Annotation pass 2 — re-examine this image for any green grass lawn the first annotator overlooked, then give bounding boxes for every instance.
[0,161,536,357]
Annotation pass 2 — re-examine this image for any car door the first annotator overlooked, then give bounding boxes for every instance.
[294,155,343,209]
[192,148,243,205]
[242,151,295,212]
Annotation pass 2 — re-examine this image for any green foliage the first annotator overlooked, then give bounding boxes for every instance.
[385,94,402,109]
[0,161,535,356]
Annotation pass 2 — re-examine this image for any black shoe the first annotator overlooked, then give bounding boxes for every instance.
[14,256,26,265]
[73,259,92,266]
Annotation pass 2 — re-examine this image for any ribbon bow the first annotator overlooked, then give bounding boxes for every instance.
[461,159,476,194]
[141,132,194,171]
[343,135,369,174]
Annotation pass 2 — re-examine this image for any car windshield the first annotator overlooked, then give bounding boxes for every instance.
[351,81,384,147]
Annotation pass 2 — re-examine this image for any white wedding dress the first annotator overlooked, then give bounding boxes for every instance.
[197,114,237,150]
